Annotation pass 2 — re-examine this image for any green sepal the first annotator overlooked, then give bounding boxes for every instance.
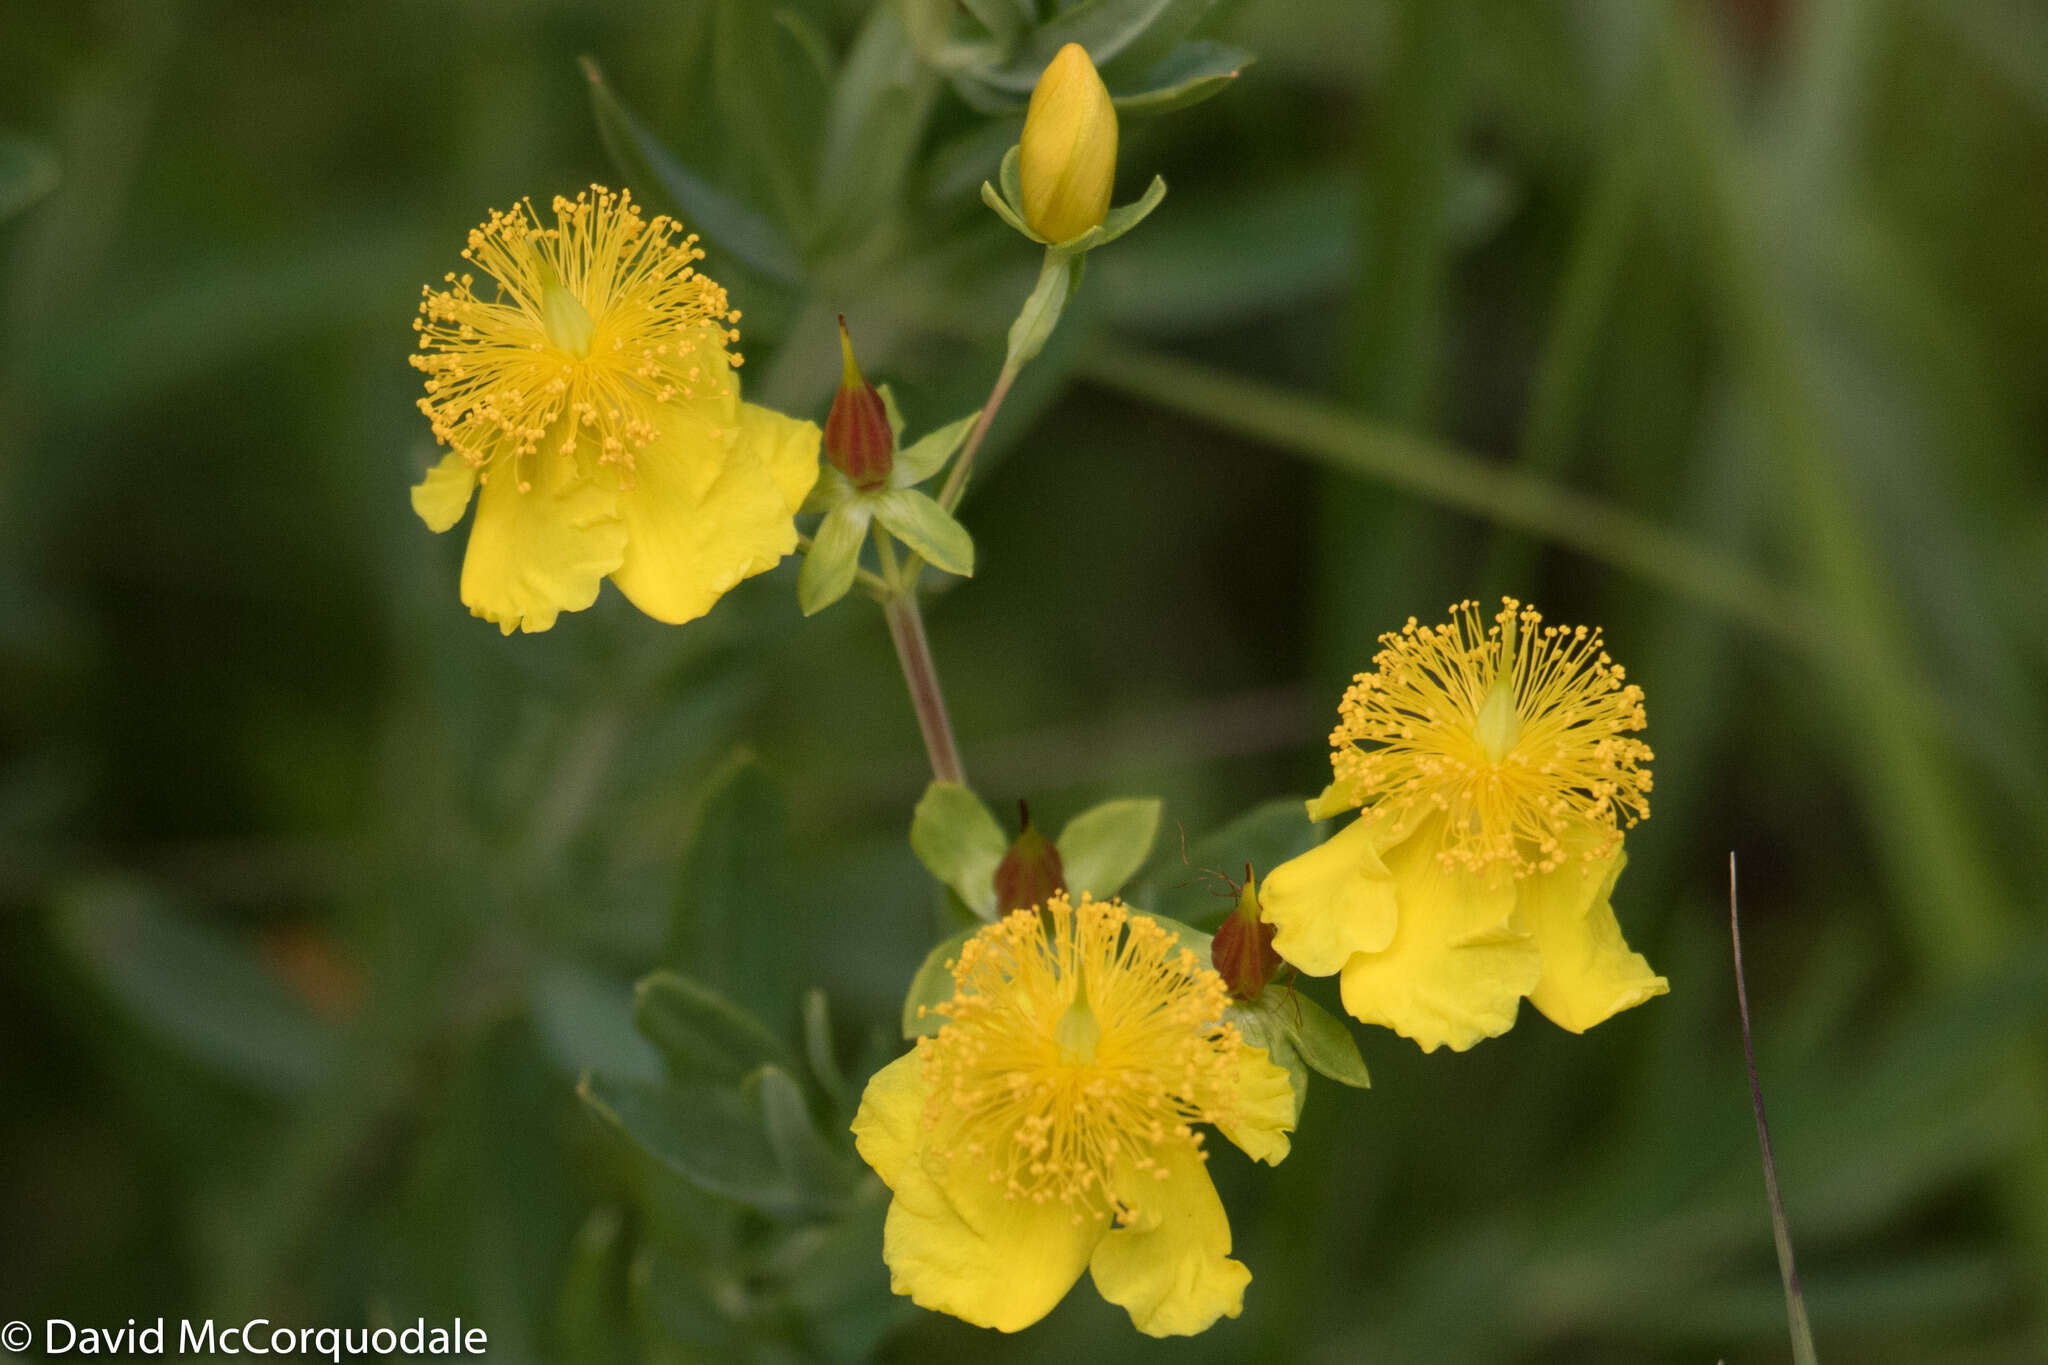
[797,499,873,616]
[801,464,856,515]
[876,383,907,444]
[1235,985,1370,1089]
[909,780,1009,919]
[1055,797,1163,898]
[890,412,978,487]
[900,925,977,1039]
[872,488,974,577]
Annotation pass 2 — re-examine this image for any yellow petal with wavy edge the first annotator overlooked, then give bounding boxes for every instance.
[1335,814,1541,1053]
[854,1050,1100,1333]
[1263,817,1400,976]
[459,445,626,635]
[739,401,822,513]
[1089,1141,1250,1338]
[1214,1045,1295,1166]
[412,452,478,533]
[608,404,803,626]
[1523,846,1669,1032]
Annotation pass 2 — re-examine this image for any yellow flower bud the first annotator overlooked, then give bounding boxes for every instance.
[1019,43,1118,243]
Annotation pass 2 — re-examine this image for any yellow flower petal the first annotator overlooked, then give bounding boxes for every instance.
[1335,815,1541,1053]
[1523,847,1669,1032]
[738,401,822,514]
[1263,817,1399,976]
[854,1048,1101,1333]
[1304,777,1363,821]
[608,404,801,626]
[1215,1046,1295,1166]
[1089,1141,1250,1338]
[411,451,478,533]
[458,446,626,635]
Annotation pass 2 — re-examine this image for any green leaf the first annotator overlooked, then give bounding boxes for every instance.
[802,988,849,1103]
[633,971,794,1084]
[1056,797,1163,897]
[0,131,61,222]
[1006,249,1078,369]
[900,926,976,1038]
[666,754,797,1019]
[891,413,978,486]
[908,781,1008,918]
[872,488,974,576]
[975,0,1220,93]
[1227,1003,1308,1120]
[581,56,804,283]
[554,1207,635,1365]
[51,876,333,1094]
[1110,41,1252,117]
[757,1064,856,1209]
[578,1071,804,1217]
[816,6,937,241]
[1239,987,1369,1088]
[801,464,856,515]
[533,964,663,1083]
[798,499,874,615]
[957,0,1026,48]
[713,1,824,235]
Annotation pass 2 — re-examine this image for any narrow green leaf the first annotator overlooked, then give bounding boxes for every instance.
[957,0,1026,48]
[632,971,793,1084]
[713,1,823,234]
[798,500,873,616]
[901,926,977,1038]
[816,6,937,240]
[1110,41,1251,116]
[666,753,796,1019]
[1269,990,1370,1088]
[0,131,61,222]
[581,56,804,282]
[757,1065,856,1210]
[554,1208,635,1365]
[908,780,1009,918]
[1056,797,1163,898]
[872,488,975,577]
[976,0,1219,93]
[51,877,333,1094]
[891,413,978,487]
[802,988,848,1103]
[577,1072,802,1216]
[1006,250,1077,369]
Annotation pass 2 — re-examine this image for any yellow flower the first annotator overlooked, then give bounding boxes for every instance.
[1262,599,1668,1052]
[853,893,1295,1337]
[409,186,819,634]
[1019,43,1118,243]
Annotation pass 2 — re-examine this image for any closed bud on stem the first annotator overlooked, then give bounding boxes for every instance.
[824,316,893,489]
[993,800,1067,914]
[1211,867,1282,1001]
[1019,43,1118,243]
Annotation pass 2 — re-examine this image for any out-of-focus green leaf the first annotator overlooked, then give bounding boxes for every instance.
[1249,986,1369,1087]
[633,971,793,1084]
[872,489,974,576]
[757,1065,856,1211]
[0,131,61,221]
[1110,41,1252,116]
[799,500,873,615]
[908,780,1008,918]
[582,56,804,282]
[818,6,937,241]
[554,1207,635,1365]
[900,925,975,1038]
[1055,797,1162,897]
[802,989,848,1105]
[51,877,333,1094]
[578,1072,803,1217]
[666,754,798,1021]
[713,1,825,236]
[976,0,1221,93]
[534,964,662,1083]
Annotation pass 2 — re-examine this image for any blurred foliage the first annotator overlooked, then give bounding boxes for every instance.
[3,0,2047,1361]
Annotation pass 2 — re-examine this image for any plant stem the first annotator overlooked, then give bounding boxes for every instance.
[1730,854,1821,1365]
[937,359,1018,515]
[873,528,965,785]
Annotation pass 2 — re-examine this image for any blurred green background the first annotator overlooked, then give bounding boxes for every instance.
[5,0,2047,1360]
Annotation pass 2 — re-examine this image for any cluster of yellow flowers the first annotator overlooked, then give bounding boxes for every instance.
[404,43,1663,1343]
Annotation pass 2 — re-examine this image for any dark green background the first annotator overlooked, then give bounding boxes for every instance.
[4,0,2046,1360]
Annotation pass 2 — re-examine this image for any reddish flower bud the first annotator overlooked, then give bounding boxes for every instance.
[1212,871,1282,1001]
[824,316,893,489]
[993,801,1067,914]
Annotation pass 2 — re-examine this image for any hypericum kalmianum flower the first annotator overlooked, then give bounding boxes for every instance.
[854,894,1295,1336]
[409,186,819,633]
[1019,43,1118,244]
[1261,599,1667,1052]
[824,316,893,490]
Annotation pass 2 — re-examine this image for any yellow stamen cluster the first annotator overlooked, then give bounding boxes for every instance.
[918,894,1241,1226]
[1331,598,1652,876]
[410,185,742,491]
